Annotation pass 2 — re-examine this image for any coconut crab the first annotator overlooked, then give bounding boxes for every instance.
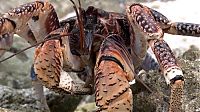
[0,0,200,111]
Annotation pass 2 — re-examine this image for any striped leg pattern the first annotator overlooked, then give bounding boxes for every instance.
[150,8,200,37]
[127,3,185,111]
[150,39,184,112]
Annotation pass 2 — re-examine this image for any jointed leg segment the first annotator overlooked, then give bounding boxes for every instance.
[150,39,184,84]
[150,8,200,37]
[127,3,185,111]
[150,39,184,112]
[0,1,60,42]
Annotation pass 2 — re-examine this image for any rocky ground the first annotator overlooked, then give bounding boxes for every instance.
[0,0,199,112]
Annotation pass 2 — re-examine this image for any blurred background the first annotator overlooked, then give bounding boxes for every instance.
[0,0,199,112]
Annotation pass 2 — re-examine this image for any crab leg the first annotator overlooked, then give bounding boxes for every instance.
[95,34,135,112]
[150,39,184,112]
[0,1,60,42]
[150,8,200,37]
[0,1,61,111]
[127,3,184,111]
[16,24,37,45]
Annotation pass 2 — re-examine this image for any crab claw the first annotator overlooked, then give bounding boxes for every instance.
[34,39,63,89]
[34,34,92,95]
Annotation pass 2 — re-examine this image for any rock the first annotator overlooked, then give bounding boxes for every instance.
[0,85,83,112]
[0,107,14,112]
[182,45,200,61]
[130,48,200,112]
[0,35,34,89]
[0,85,40,112]
[75,102,96,112]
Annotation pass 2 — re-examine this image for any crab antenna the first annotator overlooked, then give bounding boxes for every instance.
[69,0,75,5]
[0,33,71,63]
[0,48,10,52]
[78,0,81,7]
[69,0,85,52]
[78,0,85,52]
